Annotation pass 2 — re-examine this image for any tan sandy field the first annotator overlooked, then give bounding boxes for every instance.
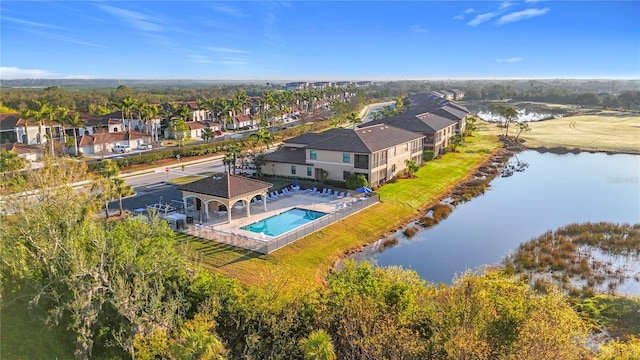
[486,110,640,154]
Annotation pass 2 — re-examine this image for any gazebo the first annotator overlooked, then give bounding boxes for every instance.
[178,174,273,224]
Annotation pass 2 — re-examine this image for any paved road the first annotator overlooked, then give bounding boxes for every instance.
[360,101,395,124]
[111,101,395,213]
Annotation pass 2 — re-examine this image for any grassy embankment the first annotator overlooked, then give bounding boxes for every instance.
[488,110,640,154]
[177,122,501,290]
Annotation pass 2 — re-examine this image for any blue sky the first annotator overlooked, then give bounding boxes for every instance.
[1,1,639,80]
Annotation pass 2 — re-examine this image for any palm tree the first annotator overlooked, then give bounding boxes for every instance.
[394,96,405,114]
[449,133,463,152]
[30,100,49,148]
[41,102,58,156]
[112,177,132,216]
[299,329,336,360]
[222,143,242,174]
[263,90,276,126]
[19,109,31,144]
[465,116,478,136]
[140,103,160,142]
[345,111,362,129]
[249,127,273,150]
[95,160,120,219]
[56,106,69,154]
[111,96,135,131]
[201,128,215,143]
[404,159,419,178]
[66,112,87,156]
[228,98,242,130]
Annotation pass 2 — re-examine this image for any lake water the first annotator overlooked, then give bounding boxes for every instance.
[363,151,640,291]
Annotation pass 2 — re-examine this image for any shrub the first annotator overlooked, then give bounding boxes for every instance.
[403,226,419,238]
[378,237,399,251]
[423,150,435,161]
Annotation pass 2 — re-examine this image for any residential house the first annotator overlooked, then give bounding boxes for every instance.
[78,131,152,156]
[363,111,457,156]
[0,141,43,162]
[285,82,309,91]
[187,121,222,139]
[408,93,470,134]
[312,81,332,90]
[263,124,424,187]
[0,113,62,147]
[180,101,210,122]
[440,90,455,101]
[452,89,465,100]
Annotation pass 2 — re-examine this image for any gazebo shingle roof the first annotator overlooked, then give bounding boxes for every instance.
[178,173,273,199]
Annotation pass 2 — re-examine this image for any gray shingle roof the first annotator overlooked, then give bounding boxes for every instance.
[364,112,456,133]
[178,174,273,199]
[263,146,309,164]
[305,125,423,154]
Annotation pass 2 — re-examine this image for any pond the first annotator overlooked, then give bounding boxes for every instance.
[360,151,640,292]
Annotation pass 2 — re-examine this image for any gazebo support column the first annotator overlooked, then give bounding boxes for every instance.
[227,210,232,224]
[263,192,268,212]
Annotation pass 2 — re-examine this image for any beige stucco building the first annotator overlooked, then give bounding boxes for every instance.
[263,124,424,188]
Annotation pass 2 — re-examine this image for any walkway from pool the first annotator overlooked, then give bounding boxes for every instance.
[181,189,379,254]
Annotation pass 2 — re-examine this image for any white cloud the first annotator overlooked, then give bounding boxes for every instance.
[210,4,250,18]
[0,67,95,79]
[496,57,523,63]
[26,30,106,48]
[411,24,428,34]
[98,5,163,32]
[453,8,474,20]
[499,2,514,10]
[205,47,249,54]
[0,66,56,79]
[2,16,64,30]
[467,12,498,26]
[497,8,550,25]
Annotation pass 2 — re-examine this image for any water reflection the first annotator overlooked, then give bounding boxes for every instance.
[363,151,640,294]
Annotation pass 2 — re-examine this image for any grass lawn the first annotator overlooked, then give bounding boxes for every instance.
[487,110,640,154]
[181,122,501,290]
[1,297,76,360]
[168,172,219,185]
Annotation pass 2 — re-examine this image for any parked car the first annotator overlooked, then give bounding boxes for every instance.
[138,143,153,150]
[112,144,132,153]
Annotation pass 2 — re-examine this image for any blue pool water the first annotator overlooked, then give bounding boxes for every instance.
[241,208,327,237]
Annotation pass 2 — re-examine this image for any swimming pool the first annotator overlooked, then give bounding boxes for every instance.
[241,208,328,237]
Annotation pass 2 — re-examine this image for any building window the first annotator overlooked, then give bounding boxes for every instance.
[404,143,409,151]
[390,147,396,157]
[291,165,296,175]
[354,154,369,169]
[307,166,312,177]
[310,150,317,160]
[343,171,350,180]
[343,153,350,163]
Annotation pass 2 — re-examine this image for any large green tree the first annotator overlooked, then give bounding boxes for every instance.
[495,105,518,137]
[0,158,200,359]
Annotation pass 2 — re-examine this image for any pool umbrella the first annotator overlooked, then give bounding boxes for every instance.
[355,186,372,193]
[293,177,298,187]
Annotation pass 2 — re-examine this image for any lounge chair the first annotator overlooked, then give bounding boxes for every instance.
[306,187,318,195]
[321,188,330,197]
[337,191,346,199]
[332,190,340,198]
[283,188,293,196]
[345,191,351,198]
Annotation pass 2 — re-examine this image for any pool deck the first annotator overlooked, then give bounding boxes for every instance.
[187,190,366,240]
